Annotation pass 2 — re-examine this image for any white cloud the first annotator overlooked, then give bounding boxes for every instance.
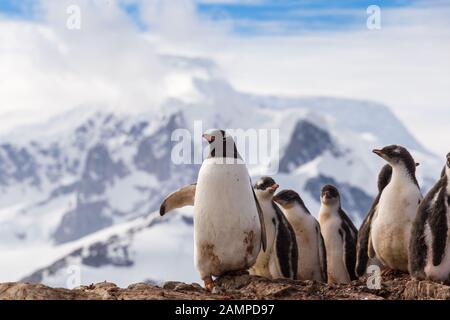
[0,0,448,155]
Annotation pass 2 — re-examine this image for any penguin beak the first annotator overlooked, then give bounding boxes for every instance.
[372,149,385,159]
[416,163,420,167]
[270,184,279,192]
[202,134,215,143]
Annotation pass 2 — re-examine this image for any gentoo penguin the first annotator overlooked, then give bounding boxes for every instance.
[370,145,422,273]
[160,129,266,290]
[318,185,357,284]
[250,177,298,280]
[273,189,327,282]
[356,164,392,277]
[410,153,450,282]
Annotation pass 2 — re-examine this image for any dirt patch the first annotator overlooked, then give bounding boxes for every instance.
[244,230,255,255]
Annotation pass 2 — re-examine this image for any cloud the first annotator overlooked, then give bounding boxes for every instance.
[0,0,449,155]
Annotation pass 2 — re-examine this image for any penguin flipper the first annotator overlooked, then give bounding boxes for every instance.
[340,209,358,281]
[409,202,430,278]
[317,223,328,283]
[368,233,376,259]
[251,178,267,252]
[355,196,379,277]
[427,181,448,266]
[160,183,196,216]
[273,202,298,279]
[410,179,443,277]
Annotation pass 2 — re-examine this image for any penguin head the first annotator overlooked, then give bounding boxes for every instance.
[320,184,340,206]
[203,129,240,159]
[447,152,450,168]
[273,189,304,209]
[372,145,416,172]
[254,176,279,199]
[202,129,226,144]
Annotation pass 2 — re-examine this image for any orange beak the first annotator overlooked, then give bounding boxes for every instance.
[271,184,279,191]
[372,149,383,157]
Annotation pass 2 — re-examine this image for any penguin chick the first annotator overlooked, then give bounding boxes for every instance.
[318,185,357,284]
[273,189,327,282]
[371,145,422,273]
[410,152,450,282]
[250,177,298,280]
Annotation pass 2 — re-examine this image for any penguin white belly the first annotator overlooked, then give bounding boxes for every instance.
[321,216,350,284]
[250,201,276,278]
[291,216,322,281]
[371,181,420,271]
[424,213,450,282]
[194,158,261,279]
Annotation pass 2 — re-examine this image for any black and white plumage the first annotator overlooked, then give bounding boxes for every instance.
[318,185,357,284]
[410,153,450,282]
[370,145,422,272]
[159,129,267,290]
[250,177,298,280]
[273,189,327,282]
[355,164,392,277]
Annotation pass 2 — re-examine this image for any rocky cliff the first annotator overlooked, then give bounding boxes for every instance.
[1,274,450,300]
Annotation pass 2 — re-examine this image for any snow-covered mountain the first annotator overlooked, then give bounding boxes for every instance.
[0,55,442,287]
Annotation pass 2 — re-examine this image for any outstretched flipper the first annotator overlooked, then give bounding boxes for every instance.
[160,183,196,216]
[355,197,378,277]
[251,178,267,252]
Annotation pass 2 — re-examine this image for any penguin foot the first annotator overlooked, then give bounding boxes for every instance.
[381,268,394,277]
[203,277,215,292]
[381,268,405,278]
[222,269,249,277]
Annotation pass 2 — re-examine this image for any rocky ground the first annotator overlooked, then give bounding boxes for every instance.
[1,274,450,300]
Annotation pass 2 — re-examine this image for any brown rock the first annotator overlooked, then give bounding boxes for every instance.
[2,275,450,300]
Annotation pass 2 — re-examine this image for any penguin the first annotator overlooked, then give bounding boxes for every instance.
[160,129,266,290]
[273,189,328,282]
[370,145,422,273]
[250,177,298,280]
[318,185,357,284]
[355,164,392,277]
[410,152,450,282]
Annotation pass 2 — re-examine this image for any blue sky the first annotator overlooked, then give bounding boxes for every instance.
[0,0,421,34]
